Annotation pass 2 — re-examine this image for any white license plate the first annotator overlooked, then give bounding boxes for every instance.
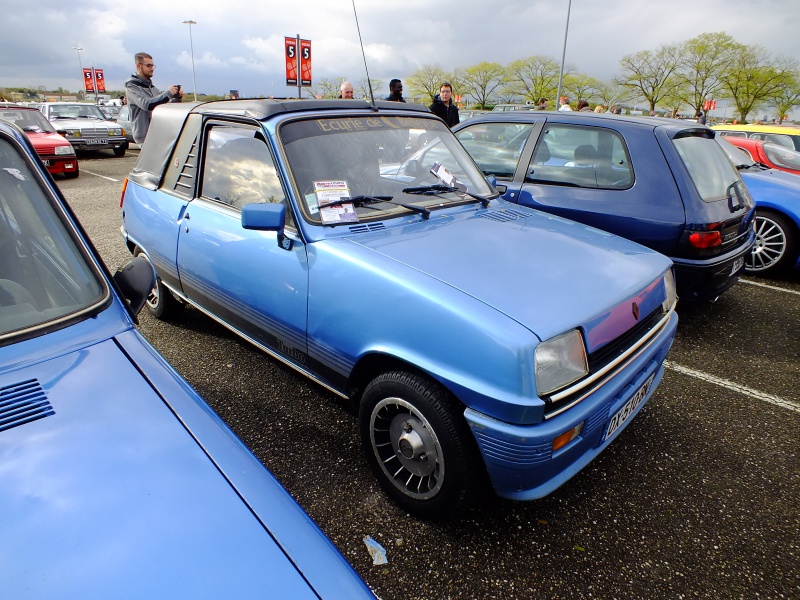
[731,256,744,275]
[43,159,50,166]
[86,138,107,145]
[603,373,655,442]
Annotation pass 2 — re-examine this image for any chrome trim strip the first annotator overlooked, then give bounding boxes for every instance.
[161,281,349,400]
[544,301,677,416]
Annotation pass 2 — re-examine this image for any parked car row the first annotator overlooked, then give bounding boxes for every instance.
[0,117,373,597]
[28,101,127,157]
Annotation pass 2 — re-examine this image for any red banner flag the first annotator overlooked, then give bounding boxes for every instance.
[300,39,312,87]
[83,68,95,92]
[285,37,297,86]
[94,69,106,93]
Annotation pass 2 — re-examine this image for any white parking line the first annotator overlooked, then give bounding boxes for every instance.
[81,169,119,182]
[665,361,800,414]
[740,278,800,296]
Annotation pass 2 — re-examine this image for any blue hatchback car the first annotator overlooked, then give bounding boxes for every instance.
[453,112,756,302]
[121,99,678,518]
[0,119,373,598]
[716,135,800,275]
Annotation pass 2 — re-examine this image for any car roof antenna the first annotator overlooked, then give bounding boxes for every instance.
[352,0,377,111]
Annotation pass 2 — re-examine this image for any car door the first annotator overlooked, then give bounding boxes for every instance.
[459,119,686,256]
[177,122,309,360]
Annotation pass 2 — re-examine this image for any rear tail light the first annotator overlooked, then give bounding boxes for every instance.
[688,230,722,249]
[120,177,128,208]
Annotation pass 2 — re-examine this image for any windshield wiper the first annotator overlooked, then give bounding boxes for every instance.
[320,195,431,220]
[402,184,491,208]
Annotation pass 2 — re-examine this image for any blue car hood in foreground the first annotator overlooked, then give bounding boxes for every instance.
[0,336,347,598]
[344,207,672,348]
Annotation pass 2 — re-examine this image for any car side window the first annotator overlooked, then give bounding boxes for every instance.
[200,124,293,227]
[454,123,533,179]
[526,125,633,190]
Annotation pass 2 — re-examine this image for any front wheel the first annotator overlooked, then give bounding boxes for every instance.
[746,210,797,275]
[135,248,185,320]
[359,371,482,519]
[113,145,127,157]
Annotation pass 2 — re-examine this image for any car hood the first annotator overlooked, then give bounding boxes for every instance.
[344,206,671,348]
[0,337,321,598]
[49,116,110,128]
[24,129,72,149]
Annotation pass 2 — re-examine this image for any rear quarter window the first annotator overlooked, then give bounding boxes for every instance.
[672,134,740,201]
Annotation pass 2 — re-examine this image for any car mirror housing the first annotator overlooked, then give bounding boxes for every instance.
[241,203,293,250]
[113,256,156,315]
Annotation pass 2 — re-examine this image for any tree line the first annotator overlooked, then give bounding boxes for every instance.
[391,32,798,123]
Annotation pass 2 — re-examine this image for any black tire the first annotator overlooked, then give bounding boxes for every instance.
[134,248,185,320]
[113,145,127,157]
[359,371,482,519]
[746,210,798,275]
[63,168,79,179]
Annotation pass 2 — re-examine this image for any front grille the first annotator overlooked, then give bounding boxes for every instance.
[587,307,662,372]
[0,379,54,433]
[81,127,110,139]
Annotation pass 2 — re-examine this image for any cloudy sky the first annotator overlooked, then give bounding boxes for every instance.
[2,0,798,114]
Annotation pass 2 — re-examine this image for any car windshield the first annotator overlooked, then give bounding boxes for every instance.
[673,133,741,202]
[0,109,56,133]
[0,137,106,341]
[49,104,106,120]
[279,115,494,225]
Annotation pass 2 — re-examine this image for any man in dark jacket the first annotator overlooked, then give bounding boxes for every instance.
[385,79,405,102]
[125,52,183,144]
[429,82,460,128]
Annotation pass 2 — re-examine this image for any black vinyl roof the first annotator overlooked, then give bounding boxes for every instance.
[131,98,433,190]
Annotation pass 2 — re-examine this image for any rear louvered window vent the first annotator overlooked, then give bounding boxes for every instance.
[0,379,54,433]
[480,209,528,222]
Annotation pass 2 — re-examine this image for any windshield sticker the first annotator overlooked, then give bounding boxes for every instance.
[320,203,358,224]
[305,193,320,214]
[314,180,350,207]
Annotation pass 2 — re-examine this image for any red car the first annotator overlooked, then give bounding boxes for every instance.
[0,103,79,178]
[724,136,800,176]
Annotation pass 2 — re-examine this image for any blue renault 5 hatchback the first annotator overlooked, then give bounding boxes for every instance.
[121,99,678,518]
[453,112,756,302]
[0,119,373,598]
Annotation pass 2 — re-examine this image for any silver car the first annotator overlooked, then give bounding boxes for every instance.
[31,102,127,156]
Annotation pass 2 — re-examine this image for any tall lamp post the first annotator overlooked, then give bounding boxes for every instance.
[555,0,572,111]
[73,46,84,100]
[182,20,198,101]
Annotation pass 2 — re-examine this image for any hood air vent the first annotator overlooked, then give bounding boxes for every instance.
[0,379,54,433]
[481,208,528,222]
[348,222,387,234]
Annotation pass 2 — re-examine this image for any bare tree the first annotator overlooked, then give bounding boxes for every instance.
[769,66,800,123]
[307,77,346,99]
[617,44,683,112]
[354,77,383,101]
[563,73,602,105]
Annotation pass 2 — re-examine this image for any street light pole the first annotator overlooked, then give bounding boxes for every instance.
[555,0,572,111]
[182,20,198,101]
[73,46,84,100]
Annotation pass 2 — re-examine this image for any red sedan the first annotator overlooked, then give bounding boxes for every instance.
[0,103,79,178]
[724,135,800,176]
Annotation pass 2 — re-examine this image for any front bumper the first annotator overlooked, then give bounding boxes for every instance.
[465,310,678,500]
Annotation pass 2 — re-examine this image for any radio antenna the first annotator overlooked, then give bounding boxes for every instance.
[351,0,377,109]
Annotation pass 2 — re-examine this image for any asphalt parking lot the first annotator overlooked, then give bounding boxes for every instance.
[60,152,798,599]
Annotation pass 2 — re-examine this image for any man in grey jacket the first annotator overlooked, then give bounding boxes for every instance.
[125,52,183,144]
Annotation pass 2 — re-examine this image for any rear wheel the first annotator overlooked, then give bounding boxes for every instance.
[134,248,185,320]
[746,210,797,275]
[359,371,482,519]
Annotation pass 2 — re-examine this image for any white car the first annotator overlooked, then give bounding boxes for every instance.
[30,102,127,156]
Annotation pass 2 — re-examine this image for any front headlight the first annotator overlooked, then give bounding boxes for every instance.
[62,128,81,138]
[54,145,75,156]
[108,127,123,136]
[534,329,588,396]
[662,269,677,313]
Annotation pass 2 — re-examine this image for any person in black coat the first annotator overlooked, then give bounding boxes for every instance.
[429,82,460,128]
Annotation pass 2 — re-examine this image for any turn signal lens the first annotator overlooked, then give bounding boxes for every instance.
[552,422,584,452]
[688,231,722,249]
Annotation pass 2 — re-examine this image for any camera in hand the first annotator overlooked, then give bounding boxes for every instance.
[175,84,181,91]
